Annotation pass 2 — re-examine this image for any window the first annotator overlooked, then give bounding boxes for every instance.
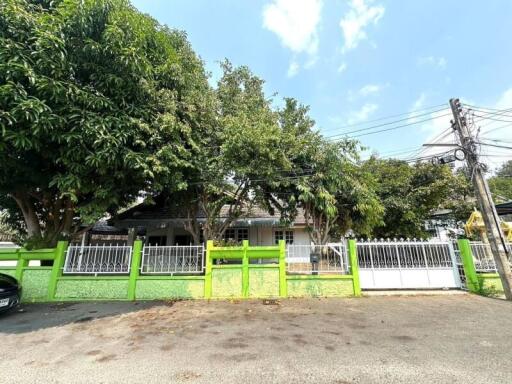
[223,228,249,244]
[237,228,249,241]
[274,230,294,244]
[147,236,167,246]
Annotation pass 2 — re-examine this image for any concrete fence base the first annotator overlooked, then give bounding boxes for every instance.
[0,240,360,303]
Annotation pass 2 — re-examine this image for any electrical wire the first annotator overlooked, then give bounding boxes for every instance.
[476,142,512,151]
[328,112,453,140]
[320,103,448,135]
[324,108,450,139]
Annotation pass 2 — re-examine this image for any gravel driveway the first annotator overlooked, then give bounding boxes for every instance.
[1,295,511,384]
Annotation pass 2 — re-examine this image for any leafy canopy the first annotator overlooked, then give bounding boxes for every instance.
[489,160,512,203]
[0,0,209,246]
[362,158,462,239]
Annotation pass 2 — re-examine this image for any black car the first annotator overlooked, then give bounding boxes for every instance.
[0,273,21,313]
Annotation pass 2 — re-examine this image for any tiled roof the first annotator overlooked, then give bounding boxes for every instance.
[115,197,306,224]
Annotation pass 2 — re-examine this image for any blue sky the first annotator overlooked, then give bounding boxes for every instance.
[131,0,512,166]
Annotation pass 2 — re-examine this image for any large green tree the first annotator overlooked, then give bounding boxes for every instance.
[264,99,383,244]
[363,158,460,238]
[0,0,209,247]
[293,139,383,244]
[489,160,512,203]
[177,62,291,242]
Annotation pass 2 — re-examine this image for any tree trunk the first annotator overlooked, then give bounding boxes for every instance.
[12,192,41,238]
[183,204,202,245]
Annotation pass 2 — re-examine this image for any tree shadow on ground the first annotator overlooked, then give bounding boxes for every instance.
[0,300,171,334]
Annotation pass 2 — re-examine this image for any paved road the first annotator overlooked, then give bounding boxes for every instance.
[1,295,511,384]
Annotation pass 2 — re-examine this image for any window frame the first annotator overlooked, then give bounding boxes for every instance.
[274,229,294,245]
[223,228,249,244]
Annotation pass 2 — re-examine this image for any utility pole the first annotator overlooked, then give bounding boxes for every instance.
[449,98,512,300]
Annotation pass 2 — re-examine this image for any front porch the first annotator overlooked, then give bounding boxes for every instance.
[137,224,312,247]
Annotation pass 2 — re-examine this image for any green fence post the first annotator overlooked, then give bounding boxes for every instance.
[204,240,214,299]
[458,239,480,293]
[14,248,27,283]
[242,240,249,298]
[348,239,361,297]
[128,240,143,300]
[278,240,287,298]
[47,241,68,301]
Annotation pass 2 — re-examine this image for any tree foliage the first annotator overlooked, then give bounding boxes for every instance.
[0,0,468,248]
[264,100,383,244]
[489,160,512,203]
[179,62,293,242]
[0,0,209,246]
[362,158,463,238]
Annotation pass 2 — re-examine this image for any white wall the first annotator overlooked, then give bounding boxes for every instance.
[250,227,311,246]
[145,225,313,246]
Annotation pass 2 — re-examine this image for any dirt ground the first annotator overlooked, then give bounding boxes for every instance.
[1,295,511,384]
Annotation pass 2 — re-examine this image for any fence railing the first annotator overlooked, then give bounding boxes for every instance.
[63,244,132,274]
[141,245,204,275]
[469,241,512,273]
[356,239,455,269]
[286,243,349,274]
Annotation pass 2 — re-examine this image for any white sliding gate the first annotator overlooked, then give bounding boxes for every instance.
[357,240,461,290]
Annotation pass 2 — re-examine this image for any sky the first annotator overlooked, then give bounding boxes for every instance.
[131,0,512,169]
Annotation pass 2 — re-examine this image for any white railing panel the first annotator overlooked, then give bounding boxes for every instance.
[63,245,132,274]
[141,245,204,275]
[469,242,512,273]
[356,239,454,269]
[357,239,461,289]
[286,243,349,275]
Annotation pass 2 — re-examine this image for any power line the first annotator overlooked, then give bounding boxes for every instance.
[320,103,447,135]
[481,122,512,135]
[463,103,512,113]
[480,138,512,145]
[476,142,512,151]
[473,114,512,123]
[325,108,449,139]
[328,113,453,140]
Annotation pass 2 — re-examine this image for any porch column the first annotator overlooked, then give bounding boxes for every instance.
[127,227,136,246]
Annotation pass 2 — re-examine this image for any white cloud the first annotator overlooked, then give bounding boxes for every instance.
[407,93,450,138]
[339,0,385,53]
[304,56,318,69]
[337,62,347,73]
[418,56,447,69]
[358,83,382,96]
[493,88,512,110]
[348,103,379,124]
[287,61,300,77]
[346,83,386,101]
[411,93,427,111]
[263,0,322,55]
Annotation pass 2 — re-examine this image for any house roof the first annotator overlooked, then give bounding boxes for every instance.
[496,201,512,215]
[113,196,306,228]
[90,220,128,235]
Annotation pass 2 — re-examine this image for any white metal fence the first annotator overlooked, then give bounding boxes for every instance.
[141,245,204,275]
[286,243,349,274]
[63,245,132,274]
[469,241,512,273]
[356,239,460,289]
[357,239,454,269]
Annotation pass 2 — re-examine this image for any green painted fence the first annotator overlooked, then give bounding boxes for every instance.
[458,239,505,296]
[0,239,361,302]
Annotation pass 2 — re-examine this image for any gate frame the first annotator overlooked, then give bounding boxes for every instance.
[357,239,462,290]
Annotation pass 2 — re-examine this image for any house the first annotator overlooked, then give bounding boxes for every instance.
[111,197,313,247]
